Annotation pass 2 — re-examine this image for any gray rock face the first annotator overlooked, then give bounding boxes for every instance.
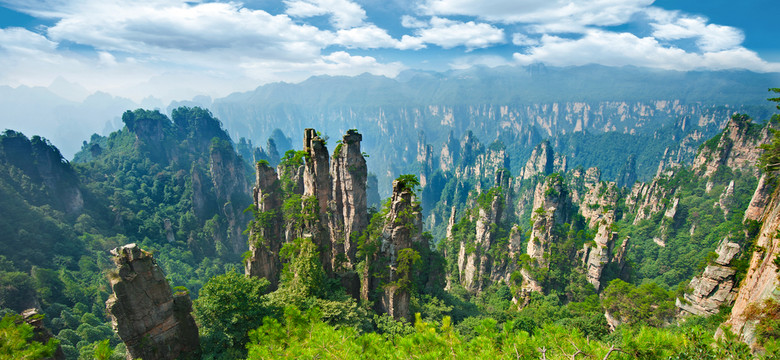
[246,128,371,298]
[625,170,677,225]
[692,115,775,178]
[678,238,740,316]
[374,180,424,321]
[456,190,503,292]
[527,175,568,267]
[106,244,200,360]
[329,130,368,269]
[209,142,252,253]
[245,162,284,289]
[303,128,333,275]
[520,141,554,180]
[718,171,780,349]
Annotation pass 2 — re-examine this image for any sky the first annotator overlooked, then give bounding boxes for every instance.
[0,0,778,103]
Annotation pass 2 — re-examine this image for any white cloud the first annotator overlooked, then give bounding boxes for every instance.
[45,1,333,60]
[98,51,117,66]
[512,33,539,46]
[401,15,427,28]
[0,0,409,102]
[420,0,653,29]
[333,25,416,49]
[647,9,744,52]
[512,30,780,72]
[240,51,404,80]
[0,27,57,54]
[284,0,366,29]
[411,17,505,51]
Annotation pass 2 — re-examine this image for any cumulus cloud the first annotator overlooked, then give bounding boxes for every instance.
[512,30,780,72]
[0,27,57,54]
[420,0,653,29]
[512,33,539,46]
[0,0,412,101]
[334,25,424,50]
[410,17,505,51]
[401,15,427,28]
[0,0,778,104]
[647,9,744,52]
[284,0,366,29]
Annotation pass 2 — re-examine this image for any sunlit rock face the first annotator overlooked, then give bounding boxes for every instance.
[106,244,200,360]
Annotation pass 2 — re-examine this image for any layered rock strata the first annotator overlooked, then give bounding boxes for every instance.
[245,162,284,289]
[106,244,200,360]
[375,180,425,321]
[329,130,368,268]
[718,176,780,349]
[677,238,741,316]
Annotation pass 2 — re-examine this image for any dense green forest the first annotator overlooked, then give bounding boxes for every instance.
[2,93,780,359]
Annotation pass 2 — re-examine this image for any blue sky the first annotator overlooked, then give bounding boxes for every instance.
[0,0,778,103]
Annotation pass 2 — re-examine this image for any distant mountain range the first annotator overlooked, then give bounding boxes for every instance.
[1,65,778,186]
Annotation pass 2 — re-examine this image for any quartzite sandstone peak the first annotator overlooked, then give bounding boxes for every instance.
[106,243,200,360]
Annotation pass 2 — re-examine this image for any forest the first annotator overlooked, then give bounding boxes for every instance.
[2,91,780,360]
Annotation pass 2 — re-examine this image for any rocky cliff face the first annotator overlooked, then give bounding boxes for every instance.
[209,142,252,254]
[520,141,555,180]
[329,130,368,268]
[106,243,200,360]
[527,174,569,267]
[375,180,425,321]
[246,128,372,299]
[625,169,678,225]
[678,238,741,316]
[455,187,504,293]
[245,162,284,289]
[572,168,626,291]
[302,128,334,275]
[693,114,775,178]
[718,174,780,349]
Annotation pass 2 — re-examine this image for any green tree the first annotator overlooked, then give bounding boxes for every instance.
[193,272,271,359]
[0,314,60,359]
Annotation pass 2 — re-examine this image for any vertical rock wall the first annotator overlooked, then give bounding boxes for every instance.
[245,162,284,289]
[106,244,200,360]
[718,178,780,349]
[329,130,368,269]
[376,180,424,321]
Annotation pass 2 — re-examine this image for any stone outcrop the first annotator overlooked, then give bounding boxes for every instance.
[677,238,741,316]
[374,180,425,321]
[744,174,777,222]
[245,162,284,289]
[245,129,370,298]
[573,168,627,291]
[456,187,503,292]
[625,170,677,224]
[209,141,252,254]
[329,130,368,268]
[718,174,780,349]
[20,308,65,360]
[520,141,554,180]
[692,114,775,177]
[303,128,334,274]
[106,244,200,360]
[527,174,568,267]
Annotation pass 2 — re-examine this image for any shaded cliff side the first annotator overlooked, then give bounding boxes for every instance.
[106,244,200,360]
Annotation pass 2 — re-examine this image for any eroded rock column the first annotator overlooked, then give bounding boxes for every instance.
[106,244,200,360]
